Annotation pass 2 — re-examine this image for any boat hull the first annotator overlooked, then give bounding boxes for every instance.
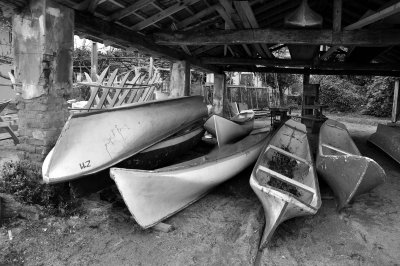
[250,119,321,248]
[368,123,400,165]
[42,96,208,183]
[69,124,205,196]
[317,120,386,210]
[110,131,270,228]
[204,113,254,146]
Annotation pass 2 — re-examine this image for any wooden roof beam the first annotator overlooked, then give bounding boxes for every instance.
[234,1,273,58]
[130,0,201,31]
[74,11,221,73]
[177,4,219,29]
[107,0,155,21]
[153,28,400,46]
[222,66,400,77]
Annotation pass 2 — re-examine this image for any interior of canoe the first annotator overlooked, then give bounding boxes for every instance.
[255,122,316,205]
[320,121,360,156]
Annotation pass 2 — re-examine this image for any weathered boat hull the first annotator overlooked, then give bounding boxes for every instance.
[69,124,205,196]
[110,131,270,228]
[317,120,386,210]
[204,112,254,146]
[368,124,400,165]
[250,119,321,248]
[42,96,208,183]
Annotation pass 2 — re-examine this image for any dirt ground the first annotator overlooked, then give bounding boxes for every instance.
[1,115,400,265]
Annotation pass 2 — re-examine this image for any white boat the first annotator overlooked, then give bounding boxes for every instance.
[204,111,254,146]
[317,119,386,210]
[69,122,205,197]
[110,129,270,229]
[250,119,321,249]
[368,123,400,165]
[42,96,208,184]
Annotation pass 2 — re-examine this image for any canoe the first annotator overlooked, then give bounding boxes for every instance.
[68,122,205,196]
[368,123,400,165]
[110,129,270,229]
[317,119,386,210]
[42,96,208,184]
[204,111,254,146]
[250,119,321,249]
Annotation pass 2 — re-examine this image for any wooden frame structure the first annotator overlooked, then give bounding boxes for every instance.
[2,0,400,76]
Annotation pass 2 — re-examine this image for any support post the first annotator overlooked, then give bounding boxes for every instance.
[169,60,190,97]
[392,80,400,123]
[212,73,227,117]
[13,0,73,162]
[91,42,98,81]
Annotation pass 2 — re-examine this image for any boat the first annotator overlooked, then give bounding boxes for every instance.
[368,123,400,165]
[110,129,271,229]
[317,119,386,210]
[42,96,208,184]
[250,119,321,249]
[69,122,205,196]
[204,111,254,146]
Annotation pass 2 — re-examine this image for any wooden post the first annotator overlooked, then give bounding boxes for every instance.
[212,73,226,116]
[392,80,400,123]
[91,42,98,81]
[149,56,154,78]
[169,60,190,97]
[333,0,342,32]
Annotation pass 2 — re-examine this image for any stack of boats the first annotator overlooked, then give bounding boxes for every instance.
[42,96,387,249]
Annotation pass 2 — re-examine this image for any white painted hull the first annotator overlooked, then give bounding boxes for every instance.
[316,119,386,210]
[110,130,270,228]
[204,112,254,146]
[42,96,208,183]
[250,119,321,248]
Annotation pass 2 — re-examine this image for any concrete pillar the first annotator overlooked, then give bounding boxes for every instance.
[13,0,73,162]
[169,60,190,97]
[212,73,228,117]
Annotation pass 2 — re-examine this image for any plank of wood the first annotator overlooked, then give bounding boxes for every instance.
[88,0,101,13]
[345,1,400,30]
[177,4,218,29]
[257,166,316,195]
[154,28,400,46]
[152,222,175,233]
[131,0,201,31]
[266,144,311,165]
[108,0,154,21]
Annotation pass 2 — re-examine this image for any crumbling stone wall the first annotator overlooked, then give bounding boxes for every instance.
[12,0,73,162]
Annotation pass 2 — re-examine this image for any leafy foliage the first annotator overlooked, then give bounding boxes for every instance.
[0,160,79,216]
[319,76,367,112]
[363,77,395,117]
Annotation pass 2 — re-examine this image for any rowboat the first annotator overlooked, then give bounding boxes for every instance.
[204,111,254,146]
[42,96,208,184]
[110,129,270,229]
[250,119,321,249]
[317,119,386,210]
[69,122,205,196]
[368,124,400,165]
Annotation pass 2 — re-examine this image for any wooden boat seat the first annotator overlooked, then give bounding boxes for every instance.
[257,165,316,196]
[321,143,352,155]
[265,144,311,165]
[0,121,19,145]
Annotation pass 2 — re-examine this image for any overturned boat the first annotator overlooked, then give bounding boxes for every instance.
[204,111,254,146]
[250,119,321,249]
[317,119,386,210]
[368,123,400,165]
[68,122,205,196]
[42,96,208,184]
[110,129,270,229]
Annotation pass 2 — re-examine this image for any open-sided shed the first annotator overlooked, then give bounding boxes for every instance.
[1,0,400,161]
